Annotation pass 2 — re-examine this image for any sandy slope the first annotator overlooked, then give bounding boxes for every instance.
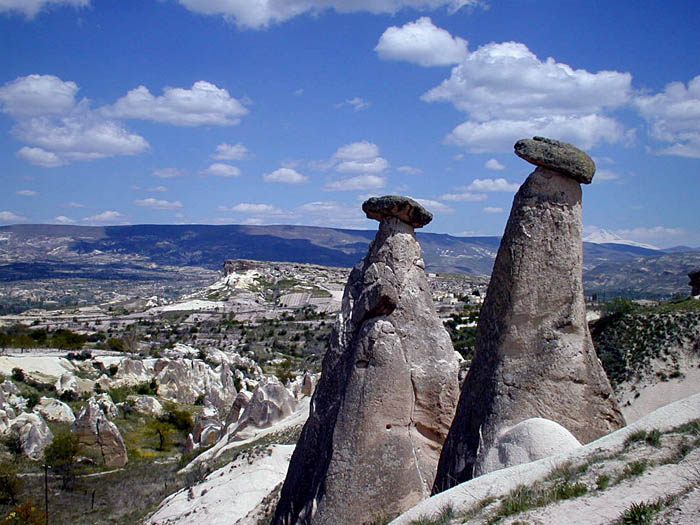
[146,444,295,525]
[391,393,700,524]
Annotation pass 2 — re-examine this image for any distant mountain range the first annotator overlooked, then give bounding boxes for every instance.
[0,224,698,298]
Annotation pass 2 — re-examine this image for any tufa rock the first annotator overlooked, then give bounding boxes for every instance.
[476,418,582,475]
[433,141,623,493]
[689,268,700,296]
[362,195,433,228]
[33,397,75,424]
[225,391,251,429]
[514,136,596,184]
[234,378,296,432]
[273,198,459,525]
[55,372,79,398]
[6,412,54,460]
[72,399,128,467]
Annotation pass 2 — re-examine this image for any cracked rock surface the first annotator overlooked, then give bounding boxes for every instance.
[433,150,624,493]
[272,198,459,525]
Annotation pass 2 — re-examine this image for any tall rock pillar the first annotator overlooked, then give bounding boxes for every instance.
[273,196,459,525]
[433,137,624,493]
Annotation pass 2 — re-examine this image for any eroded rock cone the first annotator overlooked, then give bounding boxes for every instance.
[689,268,700,296]
[273,196,459,525]
[433,138,624,493]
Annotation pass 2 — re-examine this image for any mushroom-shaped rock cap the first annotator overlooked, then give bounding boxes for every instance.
[514,136,596,184]
[362,195,433,228]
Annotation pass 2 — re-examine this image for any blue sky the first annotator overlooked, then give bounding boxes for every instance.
[1,0,699,248]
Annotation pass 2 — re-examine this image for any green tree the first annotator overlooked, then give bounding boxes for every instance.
[147,420,177,451]
[44,431,81,490]
[0,464,22,505]
[107,337,126,352]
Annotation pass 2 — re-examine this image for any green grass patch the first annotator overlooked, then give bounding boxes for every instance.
[614,500,663,524]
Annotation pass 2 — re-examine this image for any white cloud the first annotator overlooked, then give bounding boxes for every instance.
[67,201,85,208]
[82,210,126,224]
[397,165,423,175]
[177,0,482,29]
[0,0,88,18]
[17,147,64,167]
[212,142,248,160]
[146,185,168,192]
[485,158,504,170]
[0,74,78,117]
[413,198,454,214]
[103,81,248,126]
[483,206,504,214]
[594,169,621,182]
[439,191,487,202]
[446,114,626,153]
[324,174,386,191]
[0,75,149,166]
[423,40,632,152]
[0,210,26,223]
[634,75,700,158]
[200,163,241,177]
[16,189,37,196]
[264,167,309,184]
[334,140,380,161]
[53,215,76,224]
[341,97,370,111]
[135,198,183,210]
[152,168,186,178]
[298,200,368,228]
[467,178,519,192]
[232,203,283,214]
[336,157,390,174]
[375,17,468,67]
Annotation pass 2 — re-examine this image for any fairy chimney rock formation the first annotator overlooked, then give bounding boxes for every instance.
[433,138,624,493]
[689,268,700,296]
[273,196,459,525]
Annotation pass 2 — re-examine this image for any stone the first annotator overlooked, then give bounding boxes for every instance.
[514,136,596,184]
[33,397,75,424]
[475,418,582,476]
[225,391,251,428]
[72,399,128,467]
[433,143,624,493]
[234,378,295,432]
[689,268,700,296]
[114,358,153,385]
[273,200,460,525]
[55,372,79,397]
[94,392,120,419]
[7,412,54,460]
[362,195,433,228]
[192,404,220,443]
[127,395,164,417]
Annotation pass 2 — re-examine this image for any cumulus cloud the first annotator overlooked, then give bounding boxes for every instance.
[0,0,88,19]
[67,201,85,208]
[467,178,519,192]
[200,163,241,177]
[0,210,27,223]
[103,81,248,126]
[82,210,126,224]
[177,0,482,29]
[53,215,76,224]
[485,158,504,170]
[231,203,284,214]
[264,167,309,184]
[413,198,454,214]
[324,174,386,191]
[634,75,700,158]
[422,40,632,152]
[594,169,621,182]
[483,206,504,214]
[16,190,37,196]
[0,74,149,166]
[146,185,168,192]
[375,17,468,66]
[339,97,370,111]
[212,142,248,160]
[152,168,186,178]
[135,198,183,210]
[397,165,423,175]
[439,191,486,202]
[331,140,390,174]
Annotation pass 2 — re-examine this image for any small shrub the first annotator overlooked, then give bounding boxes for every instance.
[616,500,662,524]
[645,429,661,447]
[44,430,81,490]
[596,473,611,490]
[162,404,193,432]
[409,504,455,525]
[1,500,46,524]
[551,480,588,500]
[0,465,22,505]
[10,368,24,383]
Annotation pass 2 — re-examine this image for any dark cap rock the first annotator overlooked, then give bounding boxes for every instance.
[514,136,596,184]
[362,195,433,228]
